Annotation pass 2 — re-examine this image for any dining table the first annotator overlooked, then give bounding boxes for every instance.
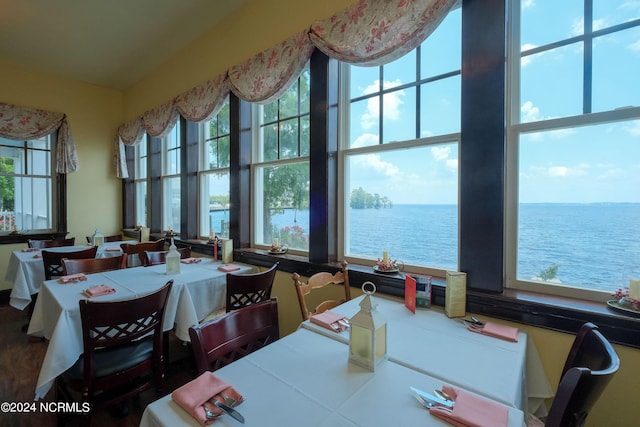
[299,293,554,417]
[140,327,528,427]
[26,259,256,400]
[5,240,134,310]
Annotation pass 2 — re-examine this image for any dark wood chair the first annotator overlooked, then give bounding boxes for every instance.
[41,246,98,280]
[120,240,165,268]
[86,233,124,244]
[28,237,76,249]
[188,298,279,375]
[55,280,173,425]
[225,262,278,312]
[292,260,351,321]
[62,254,125,275]
[531,322,620,427]
[141,247,192,266]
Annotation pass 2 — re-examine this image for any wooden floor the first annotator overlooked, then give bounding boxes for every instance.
[0,304,195,427]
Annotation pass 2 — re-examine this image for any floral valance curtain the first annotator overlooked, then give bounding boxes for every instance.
[115,0,458,178]
[0,102,78,173]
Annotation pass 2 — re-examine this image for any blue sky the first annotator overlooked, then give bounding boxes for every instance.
[347,1,640,205]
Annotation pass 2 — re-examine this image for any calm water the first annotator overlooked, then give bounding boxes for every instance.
[214,203,640,292]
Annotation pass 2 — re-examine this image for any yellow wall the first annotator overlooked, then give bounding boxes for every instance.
[0,60,123,290]
[123,0,356,119]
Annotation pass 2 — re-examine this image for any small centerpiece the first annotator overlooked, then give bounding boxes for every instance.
[612,287,640,311]
[164,226,177,237]
[374,251,399,273]
[268,238,288,254]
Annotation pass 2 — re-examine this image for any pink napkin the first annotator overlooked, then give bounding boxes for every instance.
[58,273,87,283]
[104,247,121,251]
[172,372,244,426]
[310,310,349,332]
[82,284,116,298]
[218,264,240,272]
[21,248,40,252]
[468,321,519,342]
[33,253,42,258]
[430,385,509,427]
[181,257,202,264]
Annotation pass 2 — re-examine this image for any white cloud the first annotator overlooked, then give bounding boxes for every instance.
[351,133,378,149]
[522,0,535,10]
[431,146,450,161]
[625,121,640,136]
[548,165,588,177]
[360,79,405,130]
[352,153,399,177]
[446,158,458,172]
[630,39,640,52]
[521,101,541,122]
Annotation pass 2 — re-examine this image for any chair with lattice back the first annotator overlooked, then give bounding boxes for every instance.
[188,298,279,375]
[120,240,166,268]
[41,246,98,281]
[55,280,173,425]
[225,262,278,312]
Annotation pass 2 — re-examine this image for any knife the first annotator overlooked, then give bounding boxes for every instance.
[213,400,246,423]
[410,386,455,409]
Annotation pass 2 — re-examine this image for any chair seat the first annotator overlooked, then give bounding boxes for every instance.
[65,336,153,379]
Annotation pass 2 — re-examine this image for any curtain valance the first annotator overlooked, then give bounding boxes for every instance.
[115,0,458,178]
[0,102,78,173]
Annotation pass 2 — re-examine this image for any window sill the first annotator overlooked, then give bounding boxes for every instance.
[237,248,640,349]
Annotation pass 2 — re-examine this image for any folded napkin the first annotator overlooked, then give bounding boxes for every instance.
[430,385,509,427]
[104,247,121,251]
[82,284,116,298]
[310,310,349,332]
[218,264,240,272]
[172,372,244,426]
[58,273,87,284]
[33,253,42,258]
[21,248,40,252]
[468,321,519,342]
[181,257,202,264]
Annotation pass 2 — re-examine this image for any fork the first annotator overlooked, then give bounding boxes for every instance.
[413,393,453,413]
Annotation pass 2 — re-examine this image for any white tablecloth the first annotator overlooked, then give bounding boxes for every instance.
[299,295,554,416]
[27,260,256,399]
[6,241,134,310]
[140,328,527,427]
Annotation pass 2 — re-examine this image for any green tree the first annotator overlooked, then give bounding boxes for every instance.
[539,263,559,281]
[350,187,392,209]
[0,158,15,210]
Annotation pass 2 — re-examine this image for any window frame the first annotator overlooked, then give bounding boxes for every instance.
[505,0,640,301]
[0,130,67,242]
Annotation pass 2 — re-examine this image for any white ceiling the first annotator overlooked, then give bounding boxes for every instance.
[0,0,248,90]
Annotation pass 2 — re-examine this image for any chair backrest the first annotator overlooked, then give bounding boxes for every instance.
[85,233,123,244]
[28,237,76,249]
[42,246,98,280]
[141,247,192,266]
[120,240,165,267]
[545,322,620,427]
[292,260,351,321]
[62,254,125,275]
[225,262,278,312]
[77,280,172,404]
[188,298,279,375]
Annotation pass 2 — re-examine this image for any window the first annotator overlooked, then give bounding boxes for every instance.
[0,135,54,232]
[506,0,640,300]
[162,122,181,232]
[340,8,461,275]
[199,98,231,238]
[134,134,148,228]
[252,65,311,251]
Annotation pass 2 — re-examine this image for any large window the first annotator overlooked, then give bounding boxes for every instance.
[340,8,461,275]
[162,122,181,232]
[252,66,311,251]
[506,0,640,300]
[0,135,54,232]
[199,98,231,238]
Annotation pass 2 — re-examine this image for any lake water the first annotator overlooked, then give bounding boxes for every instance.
[214,203,640,292]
